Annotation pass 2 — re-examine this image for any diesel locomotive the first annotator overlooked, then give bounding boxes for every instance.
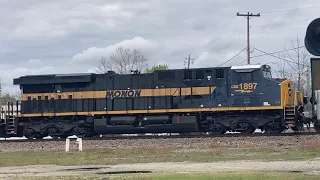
[0,64,310,139]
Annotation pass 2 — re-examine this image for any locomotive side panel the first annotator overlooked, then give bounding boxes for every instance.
[17,70,282,114]
[229,66,282,108]
[16,67,284,116]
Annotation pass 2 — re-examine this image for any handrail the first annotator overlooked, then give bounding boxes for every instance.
[284,92,287,119]
[284,92,289,107]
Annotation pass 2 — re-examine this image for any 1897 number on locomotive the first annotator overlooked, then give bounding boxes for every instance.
[231,82,258,93]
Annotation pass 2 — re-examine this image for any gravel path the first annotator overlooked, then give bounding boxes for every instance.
[0,160,320,178]
[0,135,320,152]
[0,135,320,179]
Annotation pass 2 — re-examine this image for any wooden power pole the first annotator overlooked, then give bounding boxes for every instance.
[237,12,260,64]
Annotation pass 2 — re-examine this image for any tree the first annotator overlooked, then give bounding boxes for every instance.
[0,92,20,106]
[96,47,148,74]
[274,51,293,79]
[146,64,169,73]
[275,35,311,96]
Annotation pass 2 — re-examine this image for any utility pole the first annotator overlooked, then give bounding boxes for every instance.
[184,54,195,69]
[237,12,260,64]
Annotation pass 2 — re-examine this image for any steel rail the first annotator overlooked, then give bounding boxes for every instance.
[0,131,318,143]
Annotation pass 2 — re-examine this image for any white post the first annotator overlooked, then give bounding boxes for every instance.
[77,138,83,151]
[65,137,83,152]
[65,138,70,152]
[316,90,320,120]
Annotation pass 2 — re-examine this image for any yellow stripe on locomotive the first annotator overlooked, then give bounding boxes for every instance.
[21,86,216,100]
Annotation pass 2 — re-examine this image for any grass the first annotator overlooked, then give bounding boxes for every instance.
[10,172,320,180]
[0,146,320,167]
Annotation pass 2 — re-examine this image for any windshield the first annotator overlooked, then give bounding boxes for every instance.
[262,65,272,78]
[263,69,272,78]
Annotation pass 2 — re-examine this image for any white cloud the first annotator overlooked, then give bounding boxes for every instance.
[0,65,56,93]
[0,0,320,93]
[25,59,44,66]
[70,36,160,65]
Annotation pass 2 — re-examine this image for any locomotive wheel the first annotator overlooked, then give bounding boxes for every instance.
[236,122,255,134]
[208,123,227,134]
[23,128,37,139]
[73,127,91,138]
[47,127,61,139]
[263,122,282,134]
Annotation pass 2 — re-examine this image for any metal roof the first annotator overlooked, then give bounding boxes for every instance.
[230,64,262,70]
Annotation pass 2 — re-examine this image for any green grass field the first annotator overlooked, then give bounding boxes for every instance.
[1,146,319,167]
[10,172,320,180]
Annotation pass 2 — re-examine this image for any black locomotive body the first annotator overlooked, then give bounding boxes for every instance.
[0,64,304,139]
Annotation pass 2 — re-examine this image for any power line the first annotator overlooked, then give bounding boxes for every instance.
[250,46,306,58]
[218,48,246,67]
[237,59,247,65]
[237,46,306,65]
[237,12,260,64]
[260,4,320,14]
[253,47,310,68]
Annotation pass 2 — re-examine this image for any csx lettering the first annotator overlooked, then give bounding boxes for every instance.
[106,90,141,98]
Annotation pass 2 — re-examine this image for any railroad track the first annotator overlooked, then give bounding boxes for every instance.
[0,131,318,143]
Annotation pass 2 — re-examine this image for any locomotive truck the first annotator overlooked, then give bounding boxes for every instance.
[0,64,312,139]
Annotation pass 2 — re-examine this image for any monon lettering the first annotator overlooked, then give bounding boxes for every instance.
[106,90,141,98]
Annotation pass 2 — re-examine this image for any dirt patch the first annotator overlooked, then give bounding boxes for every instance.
[96,171,152,175]
[0,160,320,178]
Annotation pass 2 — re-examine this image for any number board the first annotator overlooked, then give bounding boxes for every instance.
[231,82,258,93]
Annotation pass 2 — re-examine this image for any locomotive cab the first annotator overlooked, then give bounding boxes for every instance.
[229,64,286,107]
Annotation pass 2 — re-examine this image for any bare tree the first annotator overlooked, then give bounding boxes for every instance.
[96,56,110,74]
[275,50,293,79]
[0,92,20,106]
[96,47,148,74]
[275,35,311,96]
[0,75,23,106]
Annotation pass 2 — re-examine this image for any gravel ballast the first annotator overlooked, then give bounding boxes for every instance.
[0,135,319,152]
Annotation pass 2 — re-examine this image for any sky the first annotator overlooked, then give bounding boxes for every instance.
[1,0,320,93]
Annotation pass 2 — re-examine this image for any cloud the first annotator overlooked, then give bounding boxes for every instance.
[0,0,319,93]
[0,65,56,93]
[70,36,160,65]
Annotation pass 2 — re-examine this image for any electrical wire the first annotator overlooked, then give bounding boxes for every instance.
[236,46,308,66]
[260,4,320,14]
[218,3,319,67]
[250,46,305,59]
[217,47,246,67]
[237,59,247,65]
[253,47,310,68]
